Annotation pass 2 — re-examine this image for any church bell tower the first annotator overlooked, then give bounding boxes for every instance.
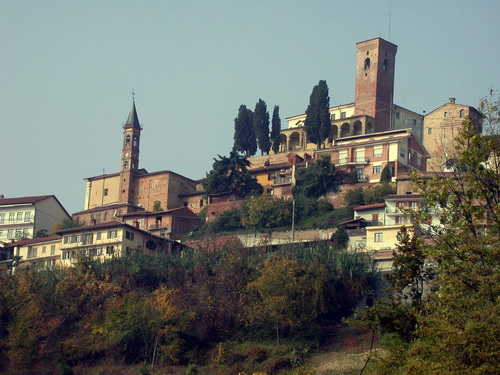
[119,100,142,204]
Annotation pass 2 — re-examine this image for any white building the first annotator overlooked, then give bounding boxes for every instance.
[0,195,71,243]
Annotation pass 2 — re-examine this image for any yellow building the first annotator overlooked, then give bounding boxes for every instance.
[3,235,63,270]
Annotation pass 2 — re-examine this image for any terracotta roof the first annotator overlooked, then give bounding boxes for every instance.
[72,202,143,215]
[2,235,61,249]
[0,195,53,206]
[384,194,423,199]
[55,220,132,234]
[353,202,386,211]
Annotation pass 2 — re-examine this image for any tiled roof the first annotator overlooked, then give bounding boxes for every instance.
[353,202,386,211]
[0,195,53,206]
[55,221,131,234]
[2,235,61,249]
[384,194,423,199]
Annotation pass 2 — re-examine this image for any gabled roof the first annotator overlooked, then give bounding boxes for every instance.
[0,195,53,206]
[353,202,386,211]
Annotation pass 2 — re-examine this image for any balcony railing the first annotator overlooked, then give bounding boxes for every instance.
[337,157,370,166]
[273,176,292,185]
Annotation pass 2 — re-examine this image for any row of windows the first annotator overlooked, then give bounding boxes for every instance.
[0,212,31,223]
[27,244,57,259]
[63,230,118,245]
[444,110,465,118]
[2,228,30,239]
[62,246,115,260]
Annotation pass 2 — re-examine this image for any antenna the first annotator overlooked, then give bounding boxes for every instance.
[132,89,135,103]
[388,0,392,41]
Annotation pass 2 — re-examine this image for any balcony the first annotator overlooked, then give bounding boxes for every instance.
[337,157,370,166]
[273,176,292,186]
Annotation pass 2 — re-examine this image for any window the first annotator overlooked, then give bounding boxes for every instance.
[125,231,134,240]
[106,246,114,255]
[104,189,109,196]
[417,156,422,166]
[27,247,37,259]
[395,216,404,224]
[0,214,4,223]
[17,212,23,221]
[137,218,145,227]
[62,251,71,260]
[330,113,336,120]
[123,161,129,170]
[355,149,365,163]
[410,201,419,209]
[24,212,31,222]
[133,136,138,147]
[200,199,204,207]
[94,248,103,256]
[7,229,14,238]
[372,214,379,224]
[23,228,29,237]
[9,213,15,221]
[96,232,101,240]
[400,149,406,159]
[382,58,388,71]
[42,246,46,254]
[107,230,117,239]
[413,119,417,127]
[428,128,432,135]
[83,233,93,245]
[373,165,381,174]
[460,109,465,118]
[76,234,82,243]
[50,245,55,256]
[356,168,365,180]
[125,135,131,146]
[444,112,448,117]
[104,213,109,221]
[373,147,383,157]
[341,112,346,119]
[396,112,400,119]
[374,233,383,242]
[396,201,406,208]
[364,58,370,70]
[15,229,21,238]
[339,151,348,165]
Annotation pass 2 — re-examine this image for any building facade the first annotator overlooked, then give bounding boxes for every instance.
[0,195,71,243]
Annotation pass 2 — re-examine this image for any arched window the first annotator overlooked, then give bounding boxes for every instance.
[133,136,138,147]
[104,212,109,221]
[125,135,131,146]
[364,58,371,70]
[460,109,465,118]
[123,161,129,170]
[383,59,388,71]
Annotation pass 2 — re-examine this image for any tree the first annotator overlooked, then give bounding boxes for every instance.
[330,226,349,249]
[233,104,256,157]
[304,80,331,149]
[51,217,85,234]
[202,151,263,198]
[253,99,271,155]
[380,164,392,183]
[292,156,339,199]
[367,94,500,373]
[242,195,291,229]
[271,105,281,154]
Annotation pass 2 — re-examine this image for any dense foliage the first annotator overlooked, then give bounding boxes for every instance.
[0,242,373,374]
[304,80,331,149]
[233,104,256,157]
[202,151,263,198]
[271,105,282,154]
[357,94,500,374]
[292,156,340,199]
[344,183,396,208]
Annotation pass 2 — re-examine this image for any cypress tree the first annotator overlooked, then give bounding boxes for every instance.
[233,105,257,157]
[253,99,271,155]
[271,105,281,154]
[304,80,331,149]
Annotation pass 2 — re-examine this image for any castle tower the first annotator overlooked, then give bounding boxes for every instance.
[118,101,142,204]
[354,38,397,133]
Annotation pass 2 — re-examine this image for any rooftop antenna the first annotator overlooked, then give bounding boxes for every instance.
[388,0,392,41]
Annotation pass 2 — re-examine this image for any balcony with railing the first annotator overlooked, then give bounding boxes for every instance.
[272,175,293,186]
[336,157,370,166]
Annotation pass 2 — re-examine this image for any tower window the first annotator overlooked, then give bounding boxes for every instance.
[383,59,388,71]
[125,135,130,146]
[124,161,129,170]
[364,58,371,70]
[133,136,138,147]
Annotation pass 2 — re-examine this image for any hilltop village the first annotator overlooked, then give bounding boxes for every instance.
[0,37,484,271]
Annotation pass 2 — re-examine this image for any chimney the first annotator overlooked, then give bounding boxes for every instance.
[449,98,456,104]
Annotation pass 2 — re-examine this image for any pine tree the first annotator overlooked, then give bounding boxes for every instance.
[253,99,271,155]
[304,80,331,149]
[233,105,257,157]
[380,164,392,182]
[271,105,281,154]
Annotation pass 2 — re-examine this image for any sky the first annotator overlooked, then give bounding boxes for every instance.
[1,0,499,214]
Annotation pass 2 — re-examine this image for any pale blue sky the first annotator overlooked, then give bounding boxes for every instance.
[1,0,499,214]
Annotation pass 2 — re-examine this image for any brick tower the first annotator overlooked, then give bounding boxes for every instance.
[118,101,142,204]
[354,38,398,133]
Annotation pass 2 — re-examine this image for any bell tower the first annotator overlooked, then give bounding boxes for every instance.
[354,38,397,132]
[119,100,142,204]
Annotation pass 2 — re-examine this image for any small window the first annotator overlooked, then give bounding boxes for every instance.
[382,58,388,71]
[330,113,336,120]
[104,189,109,196]
[107,230,117,239]
[24,212,31,222]
[50,245,56,256]
[395,216,404,224]
[373,147,383,157]
[17,212,23,221]
[42,246,46,254]
[125,231,134,240]
[444,112,448,117]
[374,233,383,242]
[104,212,109,221]
[200,199,204,207]
[460,109,465,118]
[96,232,101,240]
[123,161,129,170]
[341,112,346,119]
[106,246,114,255]
[133,136,138,147]
[428,128,432,135]
[373,165,381,174]
[396,112,400,119]
[125,135,131,146]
